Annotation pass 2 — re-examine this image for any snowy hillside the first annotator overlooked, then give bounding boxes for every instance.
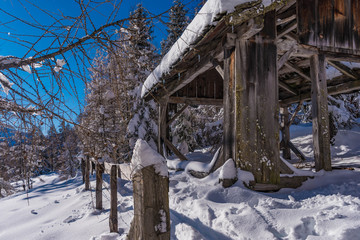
[1,123,360,240]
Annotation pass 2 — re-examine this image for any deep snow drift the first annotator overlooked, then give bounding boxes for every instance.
[1,124,360,240]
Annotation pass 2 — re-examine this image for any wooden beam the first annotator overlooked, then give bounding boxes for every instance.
[288,100,303,126]
[310,54,331,171]
[280,78,360,105]
[279,80,298,95]
[166,104,188,127]
[163,137,187,161]
[284,62,311,82]
[168,96,223,106]
[325,52,360,63]
[288,141,306,162]
[327,61,360,80]
[163,55,213,99]
[277,46,295,70]
[211,58,224,79]
[277,20,297,39]
[240,17,264,39]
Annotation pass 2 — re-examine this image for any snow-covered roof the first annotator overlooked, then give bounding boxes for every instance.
[141,0,280,98]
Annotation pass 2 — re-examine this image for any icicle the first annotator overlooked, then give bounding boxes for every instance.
[178,73,180,80]
[198,54,200,62]
[232,25,234,33]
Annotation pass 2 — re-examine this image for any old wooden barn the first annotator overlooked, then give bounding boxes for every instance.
[142,0,360,190]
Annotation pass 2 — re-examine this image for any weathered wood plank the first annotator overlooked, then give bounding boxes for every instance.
[288,141,306,162]
[168,97,223,106]
[163,138,187,161]
[280,107,291,160]
[284,62,311,82]
[96,162,104,210]
[310,54,332,171]
[84,157,90,191]
[297,0,360,54]
[166,104,188,127]
[109,165,118,233]
[158,98,168,156]
[128,166,170,240]
[223,43,236,163]
[236,11,280,184]
[327,60,360,79]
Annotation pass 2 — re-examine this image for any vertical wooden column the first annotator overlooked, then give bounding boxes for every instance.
[109,165,118,233]
[84,156,90,190]
[310,54,332,171]
[96,162,104,210]
[236,11,280,184]
[223,33,236,164]
[158,98,168,156]
[281,107,291,160]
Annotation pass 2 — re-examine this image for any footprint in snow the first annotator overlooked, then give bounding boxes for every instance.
[31,210,38,215]
[54,200,60,204]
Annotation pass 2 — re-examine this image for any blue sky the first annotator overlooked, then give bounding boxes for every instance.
[0,0,199,131]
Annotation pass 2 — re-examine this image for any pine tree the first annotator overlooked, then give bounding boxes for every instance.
[161,0,188,55]
[126,4,159,152]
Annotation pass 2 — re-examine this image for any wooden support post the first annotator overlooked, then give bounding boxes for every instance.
[310,54,332,171]
[281,107,291,160]
[158,98,168,157]
[96,162,104,210]
[222,36,236,164]
[109,165,118,233]
[236,11,280,184]
[128,165,170,240]
[84,156,90,191]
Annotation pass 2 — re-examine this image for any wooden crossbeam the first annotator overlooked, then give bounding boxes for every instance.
[327,61,360,80]
[211,58,224,79]
[169,96,223,106]
[277,20,297,39]
[163,137,187,161]
[281,78,360,105]
[288,141,306,162]
[278,46,295,70]
[279,80,298,95]
[288,100,303,126]
[284,62,311,82]
[166,104,188,127]
[240,17,264,39]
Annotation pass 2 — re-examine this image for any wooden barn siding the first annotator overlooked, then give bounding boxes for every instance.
[235,11,280,184]
[297,0,360,54]
[172,69,223,99]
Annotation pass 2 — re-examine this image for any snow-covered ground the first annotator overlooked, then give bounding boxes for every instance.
[1,123,360,240]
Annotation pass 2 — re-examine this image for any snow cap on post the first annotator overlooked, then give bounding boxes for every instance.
[131,139,168,177]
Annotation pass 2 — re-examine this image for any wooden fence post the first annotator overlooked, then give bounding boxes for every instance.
[281,107,291,160]
[109,165,118,233]
[128,165,170,240]
[84,157,90,191]
[96,162,104,210]
[81,158,85,183]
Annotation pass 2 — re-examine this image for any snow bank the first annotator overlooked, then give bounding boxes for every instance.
[219,158,237,179]
[130,139,168,177]
[141,0,276,98]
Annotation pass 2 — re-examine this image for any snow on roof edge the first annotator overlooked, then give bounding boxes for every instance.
[141,0,280,98]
